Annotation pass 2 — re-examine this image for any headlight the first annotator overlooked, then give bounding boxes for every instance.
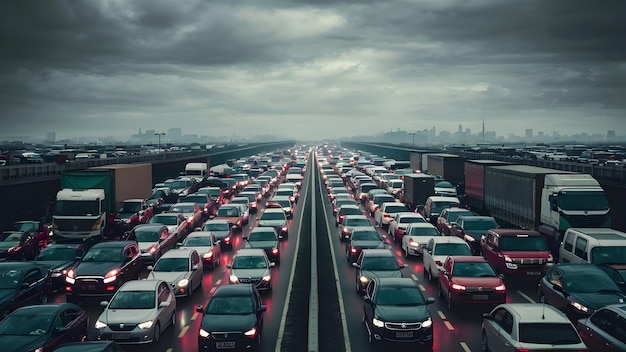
[372,317,384,328]
[199,328,210,338]
[137,320,154,330]
[359,276,369,284]
[203,252,213,259]
[262,275,271,282]
[229,275,239,284]
[422,318,432,328]
[177,279,189,287]
[244,327,257,337]
[31,347,44,352]
[409,240,420,247]
[570,301,588,313]
[94,320,108,329]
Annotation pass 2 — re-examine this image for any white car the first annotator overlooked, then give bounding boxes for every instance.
[401,223,441,257]
[179,231,222,268]
[422,236,472,281]
[387,212,426,242]
[374,202,409,228]
[147,248,203,297]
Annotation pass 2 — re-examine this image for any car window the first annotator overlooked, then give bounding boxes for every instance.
[518,323,581,344]
[574,237,588,259]
[158,283,172,304]
[501,311,514,335]
[192,251,200,266]
[549,269,563,287]
[23,268,44,285]
[563,233,575,252]
[433,243,472,256]
[616,315,626,344]
[366,280,376,298]
[590,309,618,335]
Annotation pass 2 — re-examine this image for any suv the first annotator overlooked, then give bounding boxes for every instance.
[449,216,499,255]
[420,196,460,225]
[481,229,554,276]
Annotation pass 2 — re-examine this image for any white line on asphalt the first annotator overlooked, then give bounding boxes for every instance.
[518,290,536,303]
[275,152,313,352]
[418,284,426,291]
[437,311,446,320]
[191,312,199,321]
[178,325,189,338]
[308,163,319,352]
[411,274,418,281]
[166,348,173,352]
[460,342,472,352]
[216,279,222,285]
[209,286,216,294]
[444,321,455,331]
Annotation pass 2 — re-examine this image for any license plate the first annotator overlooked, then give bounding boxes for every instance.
[396,331,413,338]
[472,294,489,300]
[527,271,541,275]
[82,283,96,290]
[112,333,130,339]
[216,341,235,349]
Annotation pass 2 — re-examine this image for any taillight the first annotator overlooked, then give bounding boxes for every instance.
[383,214,391,218]
[271,248,279,254]
[351,247,357,254]
[435,260,442,266]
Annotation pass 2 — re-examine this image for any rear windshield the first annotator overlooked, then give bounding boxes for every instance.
[434,243,471,256]
[499,236,548,251]
[518,323,581,345]
[591,246,626,265]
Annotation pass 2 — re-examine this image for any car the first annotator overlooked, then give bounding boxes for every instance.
[182,193,215,218]
[436,207,475,236]
[367,194,396,216]
[257,208,289,240]
[362,278,435,347]
[51,341,125,352]
[244,227,280,264]
[267,196,293,219]
[449,216,499,255]
[401,223,442,258]
[538,263,626,321]
[352,249,405,294]
[335,204,364,226]
[0,303,89,352]
[230,196,252,214]
[227,249,275,292]
[388,212,427,244]
[237,191,260,214]
[195,187,224,208]
[481,229,554,276]
[65,241,143,303]
[164,177,196,197]
[94,279,176,344]
[0,231,39,261]
[112,199,154,233]
[374,202,408,228]
[481,303,588,352]
[147,213,190,242]
[178,231,221,268]
[576,304,626,352]
[167,202,203,229]
[385,179,404,198]
[419,196,461,225]
[596,264,626,294]
[422,236,472,281]
[0,262,51,318]
[3,220,49,252]
[32,243,88,293]
[438,256,506,311]
[126,224,177,265]
[328,186,351,201]
[196,284,266,351]
[202,220,234,250]
[147,248,203,297]
[338,215,373,242]
[214,204,245,232]
[434,180,457,196]
[332,197,358,216]
[346,227,385,263]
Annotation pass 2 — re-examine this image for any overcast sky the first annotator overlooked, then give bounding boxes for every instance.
[0,0,624,141]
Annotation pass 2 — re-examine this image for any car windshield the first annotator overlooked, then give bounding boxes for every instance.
[36,246,77,261]
[361,257,399,271]
[431,201,460,214]
[463,219,498,231]
[518,323,581,344]
[150,215,178,226]
[170,205,195,213]
[207,296,255,315]
[376,286,425,306]
[436,181,454,188]
[562,273,621,293]
[558,190,609,211]
[591,246,626,265]
[346,218,371,227]
[352,231,380,241]
[204,223,229,232]
[375,196,394,204]
[250,231,276,241]
[120,203,141,213]
[340,208,362,215]
[275,190,293,196]
[11,222,37,232]
[260,212,285,221]
[275,200,291,207]
[184,237,213,247]
[217,207,239,217]
[335,200,355,208]
[232,256,268,269]
[408,227,439,237]
[0,314,52,336]
[448,211,473,223]
[83,247,122,262]
[154,258,190,272]
[434,243,472,256]
[400,217,425,224]
[3,233,21,241]
[452,262,496,277]
[384,205,407,214]
[136,229,162,242]
[109,290,156,309]
[0,269,20,289]
[499,236,548,251]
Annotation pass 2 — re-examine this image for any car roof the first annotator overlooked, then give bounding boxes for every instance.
[262,208,286,214]
[123,198,145,203]
[160,248,196,258]
[134,224,167,231]
[339,204,361,210]
[235,248,267,256]
[427,196,460,202]
[499,303,571,323]
[361,249,395,257]
[396,212,422,218]
[13,303,80,316]
[446,208,473,213]
[119,279,162,291]
[488,228,541,237]
[351,226,378,232]
[187,231,215,238]
[407,223,437,229]
[219,204,240,209]
[205,219,230,224]
[376,277,418,288]
[50,341,120,352]
[171,202,197,207]
[231,197,249,202]
[431,236,467,244]
[344,215,369,220]
[449,255,487,263]
[552,263,611,275]
[251,227,277,233]
[213,283,254,297]
[457,216,496,222]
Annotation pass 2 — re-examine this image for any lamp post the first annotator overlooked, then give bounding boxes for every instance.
[155,132,166,153]
[409,132,416,149]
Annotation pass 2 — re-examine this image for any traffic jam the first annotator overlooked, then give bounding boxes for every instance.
[0,144,624,352]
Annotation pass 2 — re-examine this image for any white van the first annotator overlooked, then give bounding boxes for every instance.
[559,228,626,264]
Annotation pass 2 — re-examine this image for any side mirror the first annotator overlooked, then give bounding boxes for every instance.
[100,301,109,307]
[147,265,154,271]
[195,227,202,231]
[192,265,199,271]
[482,312,492,320]
[226,264,232,269]
[20,283,30,289]
[215,240,221,245]
[176,242,183,248]
[159,301,170,308]
[258,305,267,312]
[195,305,204,313]
[352,263,360,268]
[55,326,68,335]
[426,297,436,305]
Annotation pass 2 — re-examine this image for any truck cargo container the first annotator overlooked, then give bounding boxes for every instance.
[426,154,465,187]
[401,174,435,210]
[483,165,611,256]
[463,160,511,212]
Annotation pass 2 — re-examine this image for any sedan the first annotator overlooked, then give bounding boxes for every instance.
[244,227,280,264]
[346,227,385,264]
[481,303,588,352]
[32,243,87,293]
[148,213,190,242]
[577,304,626,352]
[0,303,88,352]
[179,231,221,268]
[228,249,275,293]
[423,236,473,282]
[94,279,176,344]
[338,215,372,242]
[538,263,626,321]
[197,284,266,351]
[257,208,289,240]
[0,262,51,318]
[147,248,203,297]
[168,202,203,229]
[127,224,177,266]
[335,205,364,227]
[387,212,426,244]
[353,249,405,294]
[0,231,38,261]
[202,220,234,250]
[401,223,442,258]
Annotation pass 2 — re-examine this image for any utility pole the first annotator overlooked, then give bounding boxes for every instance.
[409,132,416,149]
[155,132,166,154]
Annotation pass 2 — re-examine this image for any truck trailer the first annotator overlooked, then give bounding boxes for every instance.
[401,173,435,210]
[426,154,465,187]
[463,160,511,212]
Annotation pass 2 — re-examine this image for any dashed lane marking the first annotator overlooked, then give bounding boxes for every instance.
[191,312,199,321]
[210,286,217,294]
[444,321,455,331]
[178,325,189,338]
[411,274,418,281]
[437,311,446,320]
[166,348,173,352]
[460,342,472,352]
[216,279,222,285]
[418,284,426,292]
[518,290,536,303]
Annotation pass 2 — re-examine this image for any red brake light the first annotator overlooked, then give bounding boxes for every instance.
[435,260,442,266]
[351,247,357,254]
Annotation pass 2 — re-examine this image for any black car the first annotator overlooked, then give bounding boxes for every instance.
[353,249,405,294]
[363,278,435,347]
[244,228,280,264]
[0,262,51,318]
[196,284,266,351]
[0,303,88,352]
[52,341,125,352]
[538,263,626,321]
[65,241,143,303]
[32,243,88,293]
[346,227,385,264]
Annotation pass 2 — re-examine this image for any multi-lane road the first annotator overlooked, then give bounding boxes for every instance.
[45,150,545,352]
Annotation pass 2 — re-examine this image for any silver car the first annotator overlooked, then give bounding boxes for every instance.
[147,248,203,297]
[228,248,275,292]
[94,279,176,344]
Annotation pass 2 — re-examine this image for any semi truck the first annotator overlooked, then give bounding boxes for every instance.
[426,153,465,187]
[463,160,511,212]
[400,174,435,210]
[50,163,152,242]
[475,164,611,256]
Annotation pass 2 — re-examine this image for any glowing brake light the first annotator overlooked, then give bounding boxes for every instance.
[351,247,357,254]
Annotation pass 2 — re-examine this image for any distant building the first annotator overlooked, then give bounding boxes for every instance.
[525,129,533,140]
[46,131,56,143]
[608,130,616,142]
[167,128,182,141]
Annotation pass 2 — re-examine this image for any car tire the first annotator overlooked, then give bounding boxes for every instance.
[188,282,193,297]
[40,291,48,304]
[481,330,489,351]
[438,282,443,298]
[171,310,176,328]
[447,292,454,311]
[153,322,160,342]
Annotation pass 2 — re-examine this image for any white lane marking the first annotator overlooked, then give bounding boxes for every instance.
[178,325,189,338]
[411,274,418,281]
[418,284,426,292]
[460,342,472,352]
[216,279,222,285]
[444,321,455,331]
[518,290,536,303]
[166,348,174,352]
[437,310,446,320]
[209,286,216,294]
[191,312,199,321]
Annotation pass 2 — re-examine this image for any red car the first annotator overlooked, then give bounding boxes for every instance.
[0,231,39,261]
[4,221,49,251]
[481,229,553,277]
[438,256,506,311]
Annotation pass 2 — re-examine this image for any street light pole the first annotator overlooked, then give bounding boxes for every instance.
[409,133,416,149]
[155,132,166,153]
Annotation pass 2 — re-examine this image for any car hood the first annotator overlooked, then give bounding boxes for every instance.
[351,240,384,249]
[451,277,503,287]
[208,231,230,240]
[245,241,278,250]
[360,270,402,280]
[0,289,16,306]
[100,308,157,325]
[375,304,430,322]
[201,313,256,332]
[138,241,159,251]
[570,292,626,309]
[231,268,269,279]
[34,260,73,272]
[0,335,48,352]
[148,271,187,284]
[258,220,286,227]
[75,261,120,277]
[116,212,135,220]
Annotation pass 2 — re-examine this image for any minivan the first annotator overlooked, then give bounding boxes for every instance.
[559,228,626,265]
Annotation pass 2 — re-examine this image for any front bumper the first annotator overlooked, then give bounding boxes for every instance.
[95,324,158,344]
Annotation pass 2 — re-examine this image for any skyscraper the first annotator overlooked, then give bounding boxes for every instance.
[525,129,533,140]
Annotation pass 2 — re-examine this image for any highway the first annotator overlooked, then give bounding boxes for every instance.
[42,148,546,352]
